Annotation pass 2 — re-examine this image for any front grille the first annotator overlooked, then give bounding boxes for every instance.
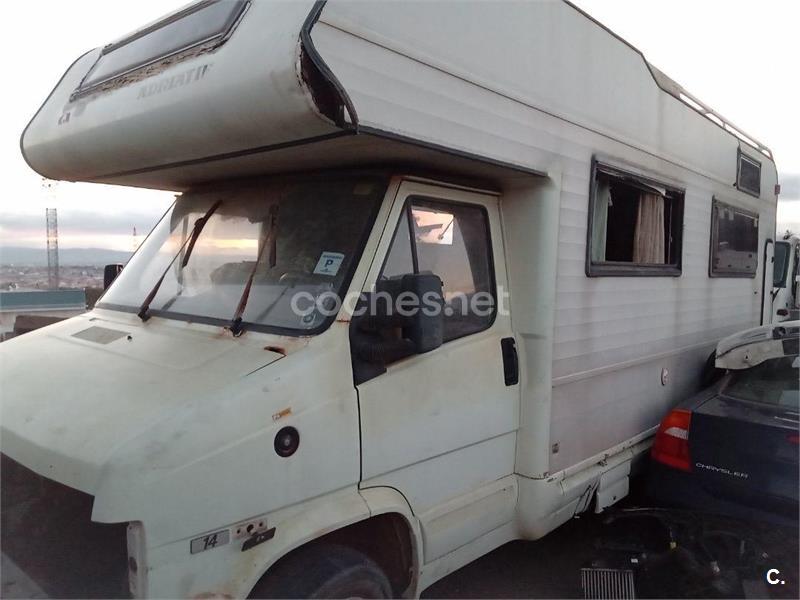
[581,567,636,599]
[1,454,130,598]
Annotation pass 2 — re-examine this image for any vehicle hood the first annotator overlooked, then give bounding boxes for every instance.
[0,310,285,494]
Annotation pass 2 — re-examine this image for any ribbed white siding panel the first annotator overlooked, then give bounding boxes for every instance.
[553,179,765,380]
[548,155,771,470]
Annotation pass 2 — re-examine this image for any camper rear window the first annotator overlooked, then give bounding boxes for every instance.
[710,199,759,277]
[586,163,684,277]
[736,152,761,197]
[76,0,248,95]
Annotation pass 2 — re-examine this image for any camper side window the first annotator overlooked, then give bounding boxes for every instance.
[709,199,759,277]
[380,198,496,342]
[587,164,684,277]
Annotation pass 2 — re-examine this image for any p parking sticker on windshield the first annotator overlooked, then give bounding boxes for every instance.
[313,252,345,276]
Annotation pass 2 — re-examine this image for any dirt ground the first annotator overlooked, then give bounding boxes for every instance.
[423,517,599,599]
[424,514,798,599]
[424,483,799,600]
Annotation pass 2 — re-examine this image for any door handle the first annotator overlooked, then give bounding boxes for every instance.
[501,337,519,386]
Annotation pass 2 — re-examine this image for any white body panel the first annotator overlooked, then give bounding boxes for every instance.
[314,0,739,180]
[546,155,770,471]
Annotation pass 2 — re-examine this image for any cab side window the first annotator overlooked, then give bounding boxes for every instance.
[381,197,496,341]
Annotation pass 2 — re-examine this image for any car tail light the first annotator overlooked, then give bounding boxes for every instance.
[651,409,692,471]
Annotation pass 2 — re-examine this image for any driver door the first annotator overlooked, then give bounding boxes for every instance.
[354,179,520,564]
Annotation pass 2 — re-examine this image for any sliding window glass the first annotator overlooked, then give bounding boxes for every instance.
[709,199,759,277]
[586,162,684,277]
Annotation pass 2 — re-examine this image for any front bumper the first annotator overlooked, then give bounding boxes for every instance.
[1,454,130,598]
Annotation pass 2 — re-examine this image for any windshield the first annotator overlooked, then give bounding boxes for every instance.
[723,355,800,409]
[99,176,386,333]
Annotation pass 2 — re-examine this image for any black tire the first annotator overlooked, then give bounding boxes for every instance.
[249,543,393,599]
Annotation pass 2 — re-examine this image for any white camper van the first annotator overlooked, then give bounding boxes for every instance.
[1,1,780,598]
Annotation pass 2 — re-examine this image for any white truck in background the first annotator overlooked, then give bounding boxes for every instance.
[773,233,800,321]
[1,1,780,598]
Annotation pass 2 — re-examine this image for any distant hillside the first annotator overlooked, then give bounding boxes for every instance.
[0,247,132,266]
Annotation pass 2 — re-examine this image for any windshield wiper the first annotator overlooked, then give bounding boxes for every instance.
[229,205,279,336]
[137,200,222,321]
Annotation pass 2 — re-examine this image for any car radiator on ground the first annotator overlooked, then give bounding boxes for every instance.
[581,567,636,599]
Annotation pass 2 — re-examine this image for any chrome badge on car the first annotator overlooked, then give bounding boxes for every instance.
[695,462,750,479]
[190,529,230,554]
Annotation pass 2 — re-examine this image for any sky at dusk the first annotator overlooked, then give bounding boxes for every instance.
[0,0,797,252]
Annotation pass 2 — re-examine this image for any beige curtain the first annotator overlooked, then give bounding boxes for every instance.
[591,179,611,262]
[633,192,665,264]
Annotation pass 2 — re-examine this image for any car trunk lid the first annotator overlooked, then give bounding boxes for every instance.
[689,393,799,517]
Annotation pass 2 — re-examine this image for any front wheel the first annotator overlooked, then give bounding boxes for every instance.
[249,543,393,599]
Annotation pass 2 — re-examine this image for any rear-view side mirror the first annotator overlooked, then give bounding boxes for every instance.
[376,272,444,354]
[104,264,123,289]
[350,273,444,372]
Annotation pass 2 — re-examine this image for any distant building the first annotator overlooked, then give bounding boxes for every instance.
[0,289,87,341]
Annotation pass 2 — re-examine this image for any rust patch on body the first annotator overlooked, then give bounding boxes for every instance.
[272,407,292,422]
